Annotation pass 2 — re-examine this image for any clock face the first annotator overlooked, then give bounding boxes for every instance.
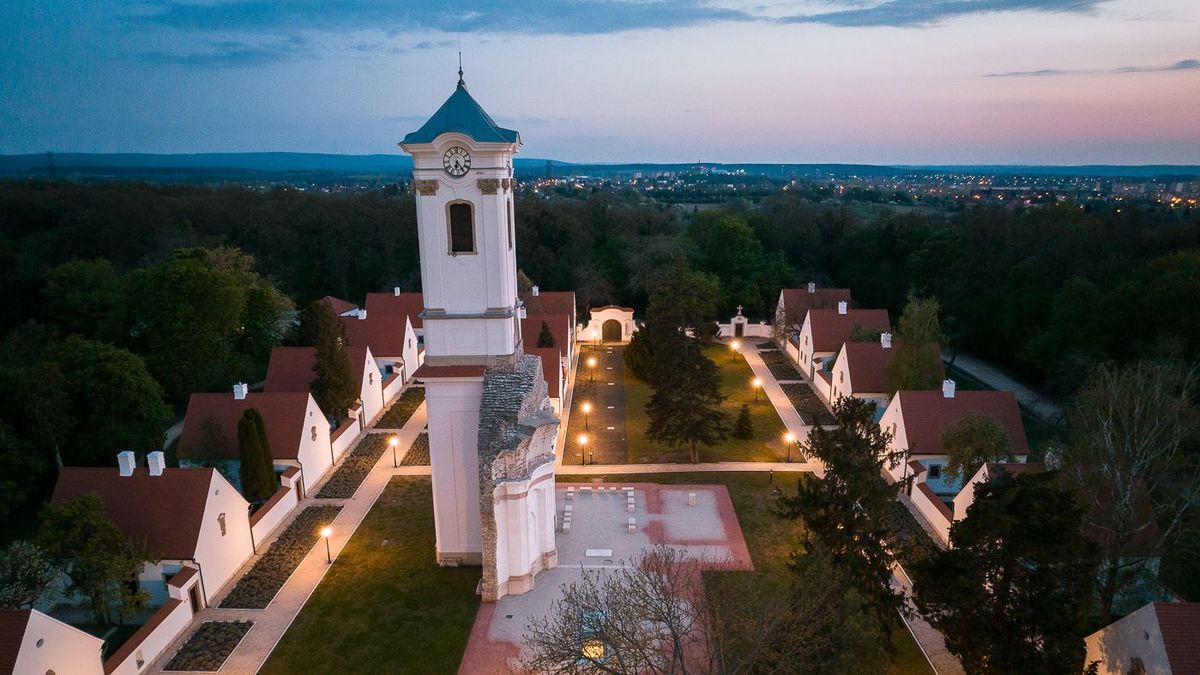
[443,147,471,177]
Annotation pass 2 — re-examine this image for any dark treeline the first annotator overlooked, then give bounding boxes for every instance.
[3,180,1198,401]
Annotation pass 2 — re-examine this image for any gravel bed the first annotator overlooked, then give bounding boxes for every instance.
[219,505,342,609]
[400,432,430,466]
[781,382,836,426]
[316,435,390,499]
[758,349,803,382]
[755,340,778,350]
[164,621,253,671]
[373,387,425,428]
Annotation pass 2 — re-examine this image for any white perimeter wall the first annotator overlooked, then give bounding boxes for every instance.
[426,376,484,561]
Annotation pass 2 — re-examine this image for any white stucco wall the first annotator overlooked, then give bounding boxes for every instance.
[879,396,911,483]
[580,307,637,344]
[492,461,557,599]
[12,610,105,675]
[1084,602,1173,674]
[193,471,255,602]
[425,375,485,563]
[295,394,335,493]
[357,347,384,423]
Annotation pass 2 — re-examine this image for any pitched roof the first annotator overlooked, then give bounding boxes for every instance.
[895,390,1030,456]
[400,82,520,145]
[179,392,314,461]
[339,314,412,358]
[51,467,220,559]
[805,308,891,353]
[526,347,562,398]
[986,462,1044,478]
[264,346,371,395]
[779,288,852,323]
[523,312,571,350]
[0,610,30,673]
[364,292,424,327]
[318,295,358,315]
[521,290,576,319]
[1156,602,1200,674]
[842,341,942,393]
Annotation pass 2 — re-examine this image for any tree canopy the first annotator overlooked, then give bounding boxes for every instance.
[940,412,1014,483]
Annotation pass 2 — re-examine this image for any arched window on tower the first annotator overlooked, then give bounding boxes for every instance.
[507,199,514,250]
[448,202,475,254]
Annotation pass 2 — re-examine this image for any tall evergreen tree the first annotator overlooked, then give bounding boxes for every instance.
[644,332,728,464]
[536,320,557,348]
[733,403,753,439]
[306,300,356,420]
[886,295,944,393]
[776,396,905,635]
[237,409,275,501]
[912,471,1098,673]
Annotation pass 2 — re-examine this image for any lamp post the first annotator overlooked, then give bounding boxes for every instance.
[578,433,588,465]
[582,402,592,431]
[784,432,795,463]
[320,526,332,564]
[752,377,762,402]
[592,329,599,347]
[390,436,399,468]
[587,356,598,384]
[730,339,741,353]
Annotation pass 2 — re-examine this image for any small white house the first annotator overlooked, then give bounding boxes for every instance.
[0,609,105,675]
[910,461,1044,547]
[179,387,334,497]
[795,304,891,380]
[825,335,945,412]
[264,345,386,427]
[775,284,853,340]
[878,382,1030,496]
[1084,601,1200,674]
[51,452,254,606]
[339,312,423,386]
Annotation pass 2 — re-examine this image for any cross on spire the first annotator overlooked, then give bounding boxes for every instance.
[457,50,464,87]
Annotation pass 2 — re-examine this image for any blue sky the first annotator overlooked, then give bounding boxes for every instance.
[1,0,1197,163]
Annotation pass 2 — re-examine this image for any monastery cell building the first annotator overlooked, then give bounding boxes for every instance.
[402,69,560,601]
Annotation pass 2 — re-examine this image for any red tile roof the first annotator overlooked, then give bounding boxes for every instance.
[364,292,424,327]
[527,347,562,398]
[339,315,412,358]
[264,346,371,395]
[842,341,943,393]
[806,308,891,353]
[895,390,1029,456]
[522,291,576,319]
[0,610,30,673]
[1156,602,1200,674]
[318,295,358,316]
[523,312,571,350]
[179,392,314,461]
[51,467,221,559]
[413,364,486,379]
[986,462,1045,478]
[779,288,852,324]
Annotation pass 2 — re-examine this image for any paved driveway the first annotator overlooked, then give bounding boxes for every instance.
[563,344,628,465]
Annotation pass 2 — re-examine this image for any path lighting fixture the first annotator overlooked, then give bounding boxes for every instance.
[390,436,400,468]
[582,402,592,430]
[587,356,598,383]
[578,433,589,465]
[752,377,762,401]
[321,526,333,564]
[784,432,796,463]
[730,340,741,353]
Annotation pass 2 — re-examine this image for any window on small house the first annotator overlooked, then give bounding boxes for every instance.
[311,425,317,441]
[928,464,942,479]
[218,513,227,536]
[369,372,374,385]
[449,202,475,253]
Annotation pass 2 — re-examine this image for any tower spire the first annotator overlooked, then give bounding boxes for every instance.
[457,49,464,87]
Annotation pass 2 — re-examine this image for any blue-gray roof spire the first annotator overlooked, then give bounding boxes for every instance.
[400,62,520,145]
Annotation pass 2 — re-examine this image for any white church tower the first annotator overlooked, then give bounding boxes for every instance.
[401,68,558,601]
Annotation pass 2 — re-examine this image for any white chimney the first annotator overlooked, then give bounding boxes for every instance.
[117,451,136,477]
[807,282,816,294]
[358,309,367,320]
[147,451,166,476]
[532,285,540,296]
[519,305,527,319]
[942,379,956,398]
[233,382,249,400]
[393,286,401,296]
[880,332,892,349]
[837,300,848,315]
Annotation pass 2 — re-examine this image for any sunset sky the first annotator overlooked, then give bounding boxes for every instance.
[2,0,1198,164]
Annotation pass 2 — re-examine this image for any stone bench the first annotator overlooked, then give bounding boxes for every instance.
[627,517,636,533]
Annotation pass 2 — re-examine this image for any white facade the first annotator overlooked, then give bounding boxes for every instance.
[288,394,336,493]
[355,346,385,424]
[1084,602,1175,674]
[579,306,637,344]
[424,374,485,564]
[492,444,558,597]
[7,610,105,675]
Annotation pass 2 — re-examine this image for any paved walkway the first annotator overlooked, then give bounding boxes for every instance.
[891,564,965,675]
[148,401,430,674]
[738,342,815,447]
[564,343,628,465]
[944,351,1063,423]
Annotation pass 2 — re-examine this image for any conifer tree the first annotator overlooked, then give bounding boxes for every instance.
[307,300,356,420]
[733,403,753,439]
[536,320,557,348]
[237,409,275,501]
[644,331,728,463]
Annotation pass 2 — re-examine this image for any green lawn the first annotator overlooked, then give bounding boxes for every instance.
[624,343,789,463]
[261,477,479,674]
[560,472,934,674]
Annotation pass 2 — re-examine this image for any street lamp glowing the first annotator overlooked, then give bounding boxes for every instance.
[730,340,741,352]
[389,435,400,467]
[320,526,333,564]
[582,401,592,431]
[783,432,796,463]
[578,433,589,465]
[752,376,762,401]
[582,402,592,413]
[320,526,332,538]
[587,356,598,384]
[587,357,597,368]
